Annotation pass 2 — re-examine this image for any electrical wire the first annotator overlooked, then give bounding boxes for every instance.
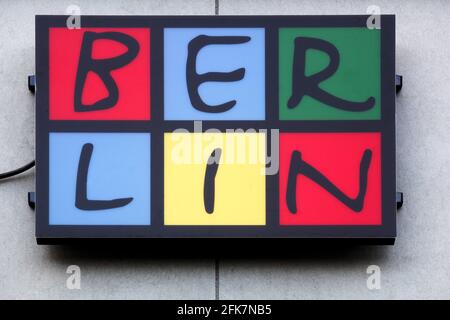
[0,160,35,180]
[0,75,37,180]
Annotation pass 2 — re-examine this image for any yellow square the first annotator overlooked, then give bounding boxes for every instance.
[164,132,266,225]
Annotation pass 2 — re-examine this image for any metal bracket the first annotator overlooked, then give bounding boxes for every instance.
[396,74,402,93]
[28,75,36,94]
[396,192,403,210]
[28,192,35,210]
[26,76,36,210]
[395,75,402,210]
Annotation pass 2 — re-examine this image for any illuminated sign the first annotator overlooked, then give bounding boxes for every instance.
[35,15,397,244]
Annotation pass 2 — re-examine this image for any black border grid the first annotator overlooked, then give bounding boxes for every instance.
[35,15,396,244]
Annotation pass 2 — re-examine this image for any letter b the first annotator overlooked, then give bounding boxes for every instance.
[74,31,139,112]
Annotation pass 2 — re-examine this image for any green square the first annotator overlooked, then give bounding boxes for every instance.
[279,27,380,120]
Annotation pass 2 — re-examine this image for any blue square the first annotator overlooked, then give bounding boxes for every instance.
[49,133,151,225]
[164,28,265,120]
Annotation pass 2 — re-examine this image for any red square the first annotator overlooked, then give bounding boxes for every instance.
[279,133,381,225]
[49,27,150,120]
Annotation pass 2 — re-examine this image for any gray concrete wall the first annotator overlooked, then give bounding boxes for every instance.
[0,0,448,299]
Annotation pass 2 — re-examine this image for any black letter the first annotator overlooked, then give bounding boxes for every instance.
[74,32,139,112]
[286,149,372,214]
[187,35,250,113]
[75,143,133,211]
[288,37,375,111]
[204,148,222,214]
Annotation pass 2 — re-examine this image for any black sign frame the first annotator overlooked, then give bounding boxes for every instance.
[35,15,396,245]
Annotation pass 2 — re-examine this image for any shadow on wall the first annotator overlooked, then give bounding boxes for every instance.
[44,241,392,264]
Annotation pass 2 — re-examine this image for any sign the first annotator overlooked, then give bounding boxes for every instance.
[35,15,397,245]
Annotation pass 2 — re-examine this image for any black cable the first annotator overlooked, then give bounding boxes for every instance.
[0,160,35,180]
[0,75,38,181]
